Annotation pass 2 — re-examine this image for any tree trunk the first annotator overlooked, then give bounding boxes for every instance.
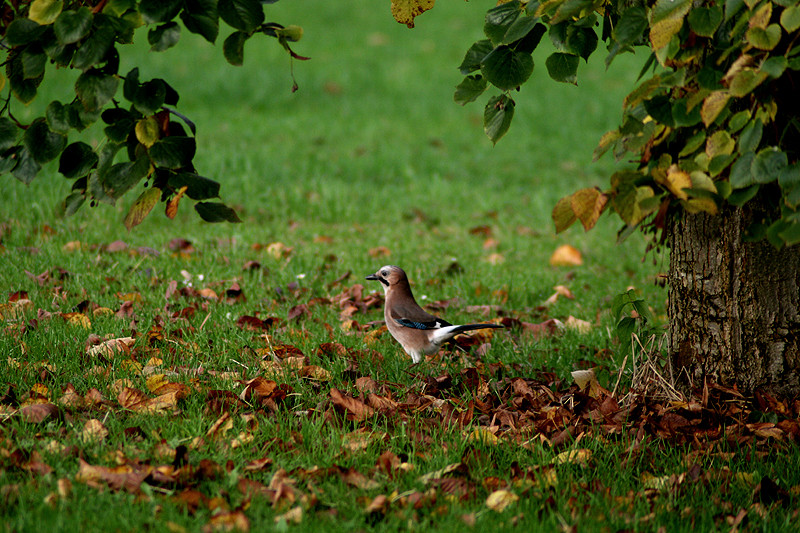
[667,196,800,396]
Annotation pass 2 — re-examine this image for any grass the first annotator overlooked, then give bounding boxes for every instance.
[1,1,798,532]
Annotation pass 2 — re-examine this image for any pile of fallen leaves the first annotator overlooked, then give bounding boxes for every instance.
[2,255,799,530]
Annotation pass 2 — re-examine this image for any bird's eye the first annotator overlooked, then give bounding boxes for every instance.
[380,270,387,277]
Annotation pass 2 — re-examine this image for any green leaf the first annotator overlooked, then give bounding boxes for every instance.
[739,119,763,154]
[458,40,494,75]
[614,6,648,45]
[502,15,538,44]
[728,110,751,133]
[139,0,183,24]
[124,187,162,230]
[730,152,756,188]
[513,23,547,54]
[484,0,521,44]
[132,79,167,115]
[778,222,800,246]
[545,52,579,84]
[46,100,71,133]
[21,46,47,80]
[62,191,86,216]
[612,183,654,227]
[566,27,598,61]
[6,49,43,104]
[168,172,221,200]
[223,31,249,66]
[480,46,534,91]
[644,94,674,127]
[75,70,119,111]
[687,6,723,37]
[766,219,789,248]
[149,137,197,169]
[761,56,787,78]
[746,24,782,50]
[550,0,593,25]
[752,148,788,184]
[671,98,701,127]
[728,69,767,97]
[679,130,706,157]
[54,6,93,45]
[552,196,578,233]
[779,163,800,189]
[23,118,67,164]
[5,18,47,46]
[651,0,692,24]
[103,110,135,143]
[218,0,264,32]
[0,149,19,175]
[728,184,759,206]
[708,154,736,176]
[454,75,488,105]
[781,5,800,32]
[181,0,220,43]
[725,0,746,20]
[72,22,115,70]
[0,118,19,152]
[148,22,181,51]
[484,94,515,145]
[102,157,151,199]
[195,201,242,223]
[28,0,63,25]
[59,142,99,179]
[12,147,42,184]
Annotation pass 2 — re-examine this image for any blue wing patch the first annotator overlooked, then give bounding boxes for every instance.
[395,318,440,330]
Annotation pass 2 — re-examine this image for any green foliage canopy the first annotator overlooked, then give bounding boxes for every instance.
[1,0,305,229]
[455,0,800,247]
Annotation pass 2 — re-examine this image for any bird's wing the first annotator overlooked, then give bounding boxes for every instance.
[389,302,452,330]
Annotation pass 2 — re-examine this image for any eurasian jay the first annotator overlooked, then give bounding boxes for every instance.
[366,265,503,363]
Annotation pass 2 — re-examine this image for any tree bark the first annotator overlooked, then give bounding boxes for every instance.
[668,196,800,396]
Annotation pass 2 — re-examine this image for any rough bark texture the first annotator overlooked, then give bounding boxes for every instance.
[668,198,800,396]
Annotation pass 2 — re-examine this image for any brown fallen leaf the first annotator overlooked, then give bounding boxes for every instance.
[18,403,59,423]
[82,419,109,443]
[274,506,303,524]
[75,459,150,493]
[87,336,136,358]
[203,510,250,532]
[330,388,375,421]
[549,244,583,266]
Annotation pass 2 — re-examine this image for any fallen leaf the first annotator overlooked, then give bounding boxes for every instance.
[204,510,250,532]
[549,244,583,266]
[330,388,375,421]
[485,489,519,512]
[564,315,592,334]
[571,368,605,398]
[553,448,592,466]
[82,419,108,443]
[274,506,302,524]
[87,337,136,358]
[19,403,59,423]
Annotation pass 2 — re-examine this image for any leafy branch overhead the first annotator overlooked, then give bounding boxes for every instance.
[440,0,800,247]
[1,0,308,229]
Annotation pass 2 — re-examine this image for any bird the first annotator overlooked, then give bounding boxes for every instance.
[366,265,503,363]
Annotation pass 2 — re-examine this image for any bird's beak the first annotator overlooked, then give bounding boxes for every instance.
[365,273,379,281]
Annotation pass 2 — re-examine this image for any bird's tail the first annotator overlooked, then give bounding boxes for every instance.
[450,323,504,335]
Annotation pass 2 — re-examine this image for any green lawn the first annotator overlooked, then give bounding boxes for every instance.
[1,1,798,532]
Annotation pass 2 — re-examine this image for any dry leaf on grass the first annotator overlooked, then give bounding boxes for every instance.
[549,244,583,266]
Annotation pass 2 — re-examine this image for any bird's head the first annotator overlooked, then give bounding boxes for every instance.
[366,265,407,291]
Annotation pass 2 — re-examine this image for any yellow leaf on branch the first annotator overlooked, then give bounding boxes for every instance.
[390,0,435,28]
